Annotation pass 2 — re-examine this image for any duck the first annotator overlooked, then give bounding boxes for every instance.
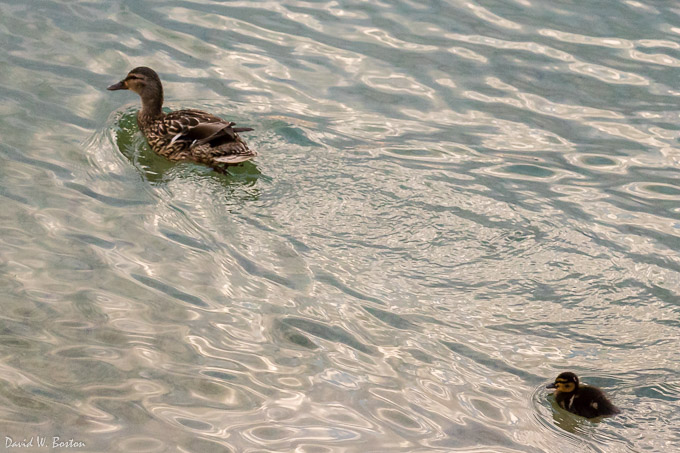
[107,67,256,172]
[547,372,620,418]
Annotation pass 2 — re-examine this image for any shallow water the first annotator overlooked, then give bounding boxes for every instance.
[1,0,680,451]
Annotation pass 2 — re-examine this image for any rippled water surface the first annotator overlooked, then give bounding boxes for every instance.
[2,0,680,451]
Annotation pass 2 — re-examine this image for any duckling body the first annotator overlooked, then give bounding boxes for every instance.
[108,67,255,171]
[547,372,620,418]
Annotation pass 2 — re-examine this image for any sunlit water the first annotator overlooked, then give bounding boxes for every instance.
[1,0,680,451]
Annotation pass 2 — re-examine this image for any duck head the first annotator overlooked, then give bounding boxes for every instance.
[107,67,162,94]
[547,372,578,395]
[108,67,164,117]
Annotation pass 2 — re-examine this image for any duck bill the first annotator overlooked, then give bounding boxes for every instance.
[107,80,127,91]
[546,383,556,389]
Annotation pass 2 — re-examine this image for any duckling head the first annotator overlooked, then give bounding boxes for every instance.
[547,371,579,395]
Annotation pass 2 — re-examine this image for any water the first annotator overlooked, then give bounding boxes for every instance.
[1,0,679,451]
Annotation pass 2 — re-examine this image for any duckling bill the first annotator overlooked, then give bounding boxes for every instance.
[547,372,620,418]
[108,66,256,172]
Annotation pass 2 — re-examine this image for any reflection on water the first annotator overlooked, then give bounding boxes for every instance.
[1,0,680,451]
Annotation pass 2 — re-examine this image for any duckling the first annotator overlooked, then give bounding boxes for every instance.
[547,372,620,418]
[108,67,256,172]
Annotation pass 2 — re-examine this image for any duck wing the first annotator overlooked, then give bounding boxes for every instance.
[574,387,620,417]
[165,109,253,148]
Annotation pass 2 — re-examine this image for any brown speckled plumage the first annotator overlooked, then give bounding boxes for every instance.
[108,67,256,172]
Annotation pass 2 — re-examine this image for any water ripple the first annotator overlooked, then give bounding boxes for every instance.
[1,0,679,451]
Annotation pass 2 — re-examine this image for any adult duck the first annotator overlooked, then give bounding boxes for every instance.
[108,67,256,172]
